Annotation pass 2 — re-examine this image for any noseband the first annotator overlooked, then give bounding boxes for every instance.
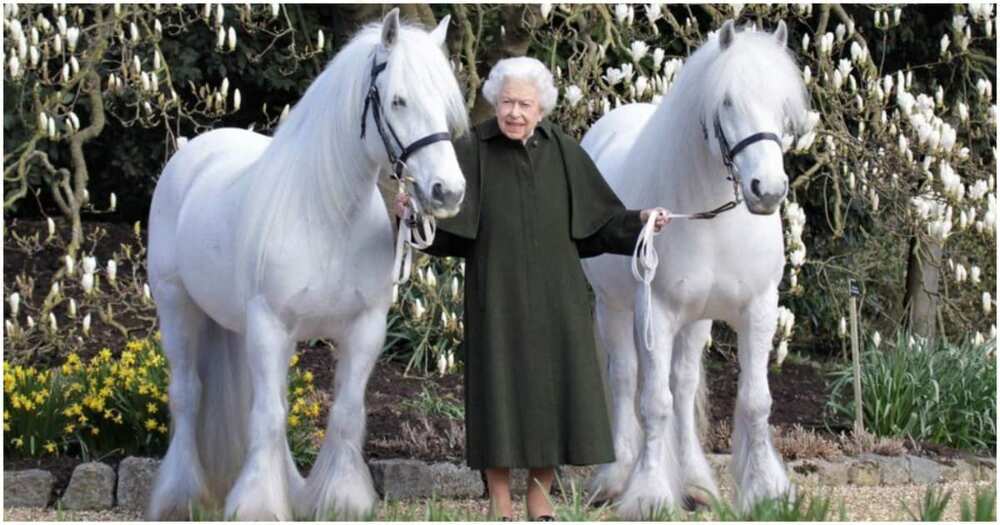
[360,58,452,181]
[687,112,782,219]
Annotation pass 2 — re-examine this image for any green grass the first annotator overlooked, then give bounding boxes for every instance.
[399,385,464,420]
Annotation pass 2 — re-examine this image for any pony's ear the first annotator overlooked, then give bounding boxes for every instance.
[774,20,788,48]
[429,14,450,50]
[381,8,401,49]
[719,20,736,50]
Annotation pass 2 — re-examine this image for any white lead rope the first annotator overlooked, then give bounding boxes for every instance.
[392,188,436,286]
[631,212,662,351]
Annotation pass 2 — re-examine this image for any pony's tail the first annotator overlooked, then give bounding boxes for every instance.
[196,321,251,504]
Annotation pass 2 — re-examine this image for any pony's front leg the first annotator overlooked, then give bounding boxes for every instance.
[731,289,791,512]
[297,307,386,520]
[225,297,297,520]
[616,293,682,519]
[671,320,719,508]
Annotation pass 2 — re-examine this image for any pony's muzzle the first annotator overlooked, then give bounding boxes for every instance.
[424,179,465,218]
[747,177,787,215]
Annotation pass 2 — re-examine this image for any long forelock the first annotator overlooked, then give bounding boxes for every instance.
[700,28,810,132]
[382,24,470,137]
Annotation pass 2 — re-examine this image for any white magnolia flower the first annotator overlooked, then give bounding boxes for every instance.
[838,317,848,338]
[270,2,279,19]
[970,265,982,284]
[835,23,846,42]
[872,331,882,349]
[893,7,902,25]
[26,316,35,329]
[49,313,58,332]
[316,29,325,51]
[69,298,77,317]
[216,26,225,49]
[614,3,629,24]
[8,292,20,318]
[82,255,97,274]
[951,15,969,33]
[983,292,993,315]
[47,217,56,237]
[82,313,91,335]
[227,27,237,51]
[215,3,225,26]
[603,66,625,86]
[940,34,951,56]
[802,65,812,85]
[629,40,648,63]
[447,350,455,370]
[777,306,795,339]
[801,33,810,53]
[788,246,806,267]
[564,85,583,108]
[540,3,552,20]
[451,277,460,299]
[651,48,665,72]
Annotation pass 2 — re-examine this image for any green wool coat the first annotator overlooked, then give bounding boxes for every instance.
[422,117,643,470]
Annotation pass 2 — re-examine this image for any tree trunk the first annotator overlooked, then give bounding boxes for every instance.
[904,237,942,341]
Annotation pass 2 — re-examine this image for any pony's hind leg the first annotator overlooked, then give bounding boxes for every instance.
[670,320,719,508]
[224,297,297,520]
[297,307,385,520]
[147,281,214,520]
[731,290,791,512]
[587,298,642,503]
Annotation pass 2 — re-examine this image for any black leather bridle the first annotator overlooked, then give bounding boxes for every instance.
[360,58,452,181]
[690,112,782,219]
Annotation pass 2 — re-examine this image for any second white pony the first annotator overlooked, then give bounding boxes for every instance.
[581,21,810,517]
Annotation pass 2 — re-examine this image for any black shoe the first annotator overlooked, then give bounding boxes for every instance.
[534,515,555,521]
[498,517,512,522]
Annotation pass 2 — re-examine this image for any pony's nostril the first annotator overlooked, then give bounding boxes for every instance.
[751,179,762,198]
[432,182,445,201]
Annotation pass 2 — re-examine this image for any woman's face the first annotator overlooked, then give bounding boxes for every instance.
[496,78,543,142]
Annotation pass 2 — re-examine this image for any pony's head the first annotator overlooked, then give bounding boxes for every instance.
[361,9,468,218]
[701,20,809,215]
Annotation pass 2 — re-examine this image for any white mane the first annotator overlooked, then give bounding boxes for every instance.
[625,25,809,201]
[232,21,468,306]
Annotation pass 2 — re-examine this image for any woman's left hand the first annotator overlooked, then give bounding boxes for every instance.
[640,208,671,232]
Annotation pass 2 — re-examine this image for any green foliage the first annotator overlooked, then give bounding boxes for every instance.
[709,493,843,522]
[384,255,464,376]
[960,488,997,522]
[905,486,952,521]
[828,333,997,451]
[400,385,464,420]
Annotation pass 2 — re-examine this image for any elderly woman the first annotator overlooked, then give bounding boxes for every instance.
[396,56,668,520]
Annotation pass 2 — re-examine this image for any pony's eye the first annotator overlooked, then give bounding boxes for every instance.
[392,96,407,108]
[722,95,733,108]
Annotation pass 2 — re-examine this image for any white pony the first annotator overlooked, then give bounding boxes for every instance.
[145,10,468,520]
[580,21,809,517]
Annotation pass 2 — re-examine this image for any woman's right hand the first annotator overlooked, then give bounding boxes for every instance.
[393,193,410,219]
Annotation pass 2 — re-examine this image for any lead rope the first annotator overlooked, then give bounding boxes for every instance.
[631,212,662,351]
[392,182,436,285]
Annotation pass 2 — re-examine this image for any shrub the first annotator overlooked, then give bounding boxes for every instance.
[828,333,996,452]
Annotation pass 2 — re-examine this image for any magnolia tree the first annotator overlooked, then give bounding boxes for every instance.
[2,3,328,256]
[440,3,997,363]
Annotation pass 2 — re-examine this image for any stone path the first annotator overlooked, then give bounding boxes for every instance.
[3,453,995,521]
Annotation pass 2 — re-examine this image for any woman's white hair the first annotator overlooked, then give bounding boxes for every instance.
[481,56,559,117]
